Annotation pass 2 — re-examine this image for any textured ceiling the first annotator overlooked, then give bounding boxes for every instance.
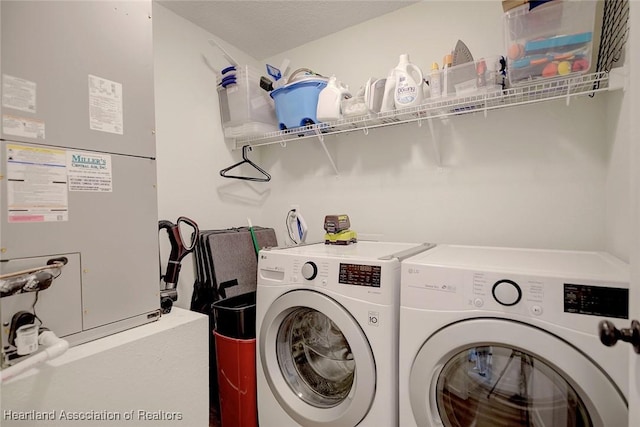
[157,1,419,59]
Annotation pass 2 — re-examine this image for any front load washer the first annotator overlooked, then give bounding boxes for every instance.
[256,241,433,427]
[399,244,630,427]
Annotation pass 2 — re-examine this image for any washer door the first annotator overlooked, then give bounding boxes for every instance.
[259,289,376,427]
[409,319,627,427]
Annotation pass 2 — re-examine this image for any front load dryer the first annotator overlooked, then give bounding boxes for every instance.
[256,241,433,427]
[399,244,630,427]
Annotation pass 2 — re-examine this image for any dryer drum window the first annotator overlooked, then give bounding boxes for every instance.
[276,307,356,408]
[436,345,592,427]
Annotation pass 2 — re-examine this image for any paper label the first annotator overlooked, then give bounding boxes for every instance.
[2,114,45,139]
[6,144,68,222]
[88,74,123,135]
[67,151,113,192]
[2,74,36,113]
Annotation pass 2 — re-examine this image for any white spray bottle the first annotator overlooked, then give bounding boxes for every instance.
[393,54,424,108]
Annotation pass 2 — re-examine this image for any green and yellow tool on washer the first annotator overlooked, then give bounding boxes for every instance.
[324,214,357,245]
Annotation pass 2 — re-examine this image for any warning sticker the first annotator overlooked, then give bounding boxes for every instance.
[2,74,36,113]
[6,144,68,223]
[88,74,123,135]
[67,151,113,192]
[2,114,45,139]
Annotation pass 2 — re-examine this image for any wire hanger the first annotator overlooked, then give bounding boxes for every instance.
[219,145,271,182]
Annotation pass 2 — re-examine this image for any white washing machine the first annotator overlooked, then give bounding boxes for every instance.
[256,241,433,427]
[399,244,630,427]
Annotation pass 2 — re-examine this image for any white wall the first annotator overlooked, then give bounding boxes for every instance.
[628,2,639,420]
[153,4,267,308]
[152,1,630,305]
[605,87,630,261]
[259,1,622,254]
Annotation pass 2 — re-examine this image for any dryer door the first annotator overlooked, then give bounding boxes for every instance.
[259,289,376,427]
[409,319,627,427]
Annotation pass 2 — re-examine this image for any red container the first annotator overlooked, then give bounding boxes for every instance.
[214,331,257,427]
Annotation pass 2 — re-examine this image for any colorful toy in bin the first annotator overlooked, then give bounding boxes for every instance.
[509,32,593,78]
[269,68,328,130]
[324,214,357,245]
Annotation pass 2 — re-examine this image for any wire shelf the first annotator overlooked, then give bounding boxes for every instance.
[232,71,611,149]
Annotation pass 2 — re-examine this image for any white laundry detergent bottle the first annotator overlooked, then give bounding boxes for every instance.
[316,75,350,122]
[393,54,424,108]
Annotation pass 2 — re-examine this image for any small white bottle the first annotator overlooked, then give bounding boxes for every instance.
[429,62,442,99]
[442,54,453,97]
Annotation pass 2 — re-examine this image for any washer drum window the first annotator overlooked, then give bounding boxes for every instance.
[259,290,376,427]
[436,345,591,426]
[277,307,356,408]
[408,319,627,427]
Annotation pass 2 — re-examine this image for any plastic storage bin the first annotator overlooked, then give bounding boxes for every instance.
[212,292,257,427]
[504,0,596,86]
[439,56,504,98]
[269,77,328,130]
[217,65,278,138]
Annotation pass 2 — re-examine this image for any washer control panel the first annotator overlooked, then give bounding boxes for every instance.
[295,260,382,288]
[338,263,381,288]
[259,251,399,304]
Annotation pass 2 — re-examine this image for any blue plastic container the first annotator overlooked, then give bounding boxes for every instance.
[270,79,327,130]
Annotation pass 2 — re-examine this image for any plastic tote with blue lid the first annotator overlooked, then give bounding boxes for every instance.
[216,65,278,138]
[269,69,328,130]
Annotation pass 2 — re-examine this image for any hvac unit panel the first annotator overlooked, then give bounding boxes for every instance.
[0,1,155,158]
[1,141,160,333]
[0,253,83,349]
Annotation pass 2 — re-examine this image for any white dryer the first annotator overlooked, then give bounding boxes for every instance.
[256,241,433,427]
[399,244,630,427]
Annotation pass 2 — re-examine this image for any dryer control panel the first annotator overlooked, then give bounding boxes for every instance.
[564,283,628,319]
[401,244,630,334]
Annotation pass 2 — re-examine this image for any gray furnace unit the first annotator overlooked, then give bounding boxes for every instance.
[0,1,161,367]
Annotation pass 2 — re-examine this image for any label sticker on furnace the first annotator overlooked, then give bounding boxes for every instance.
[2,74,36,113]
[6,144,68,222]
[88,74,123,135]
[2,114,45,139]
[67,151,113,192]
